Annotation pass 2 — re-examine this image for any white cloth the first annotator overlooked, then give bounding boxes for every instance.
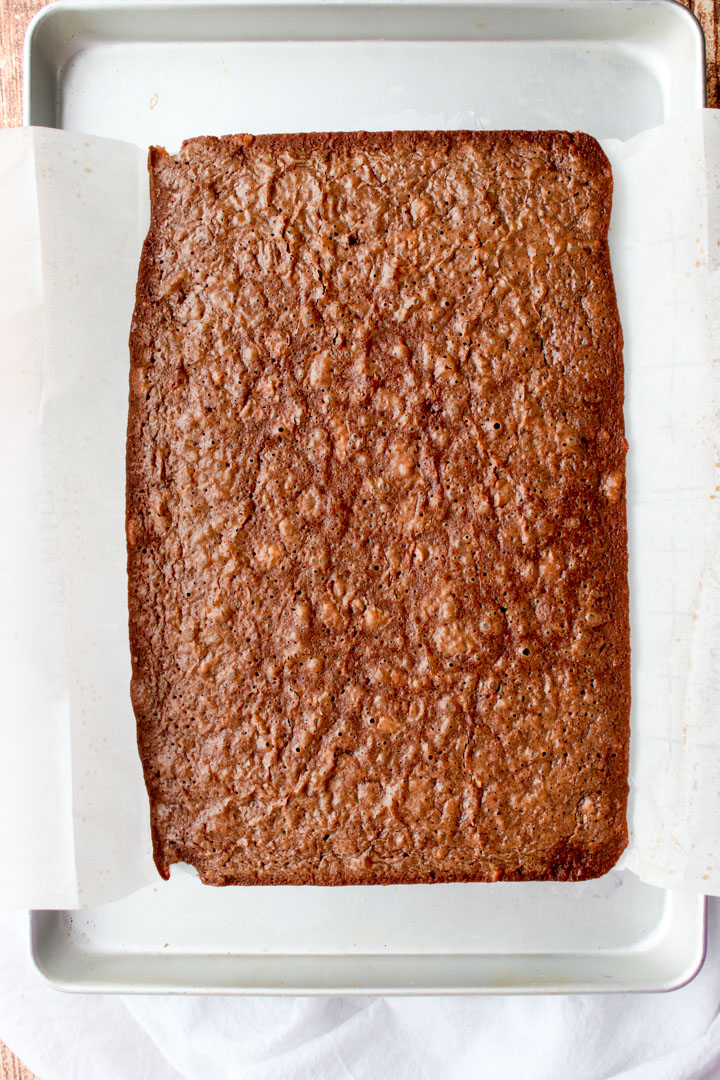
[1,903,719,1080]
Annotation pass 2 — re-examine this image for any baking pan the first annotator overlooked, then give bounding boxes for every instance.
[25,0,707,994]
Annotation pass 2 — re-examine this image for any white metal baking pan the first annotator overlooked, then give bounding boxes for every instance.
[25,0,707,994]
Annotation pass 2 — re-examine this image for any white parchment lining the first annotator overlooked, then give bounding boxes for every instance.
[1,116,718,907]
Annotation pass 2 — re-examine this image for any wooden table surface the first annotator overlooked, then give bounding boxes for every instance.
[0,0,718,1076]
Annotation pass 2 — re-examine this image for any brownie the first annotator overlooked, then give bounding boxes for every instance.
[127,130,629,885]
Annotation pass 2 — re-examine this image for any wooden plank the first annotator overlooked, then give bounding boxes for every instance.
[0,0,41,128]
[0,1040,37,1080]
[689,0,720,106]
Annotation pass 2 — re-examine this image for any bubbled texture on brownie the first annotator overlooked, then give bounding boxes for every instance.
[127,130,629,885]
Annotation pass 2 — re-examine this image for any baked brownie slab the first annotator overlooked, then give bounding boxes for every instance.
[127,131,629,885]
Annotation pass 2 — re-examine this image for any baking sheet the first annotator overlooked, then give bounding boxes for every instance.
[1,0,712,992]
[29,879,705,994]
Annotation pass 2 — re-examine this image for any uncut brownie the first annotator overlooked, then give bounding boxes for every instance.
[127,130,629,885]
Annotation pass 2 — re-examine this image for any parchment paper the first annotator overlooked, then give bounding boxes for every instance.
[1,116,718,908]
[0,129,153,908]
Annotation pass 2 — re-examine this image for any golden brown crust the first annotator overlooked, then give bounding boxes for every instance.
[128,129,629,886]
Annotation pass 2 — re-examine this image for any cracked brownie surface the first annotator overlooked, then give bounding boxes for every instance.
[127,130,629,885]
